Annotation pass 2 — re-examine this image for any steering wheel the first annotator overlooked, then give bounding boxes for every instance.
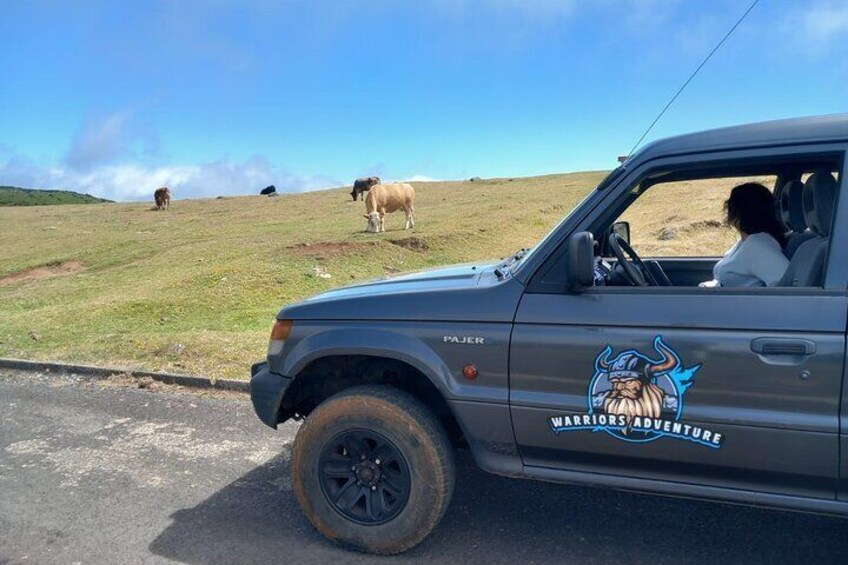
[607,233,657,287]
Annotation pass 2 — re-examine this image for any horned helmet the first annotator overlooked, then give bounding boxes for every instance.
[595,337,680,383]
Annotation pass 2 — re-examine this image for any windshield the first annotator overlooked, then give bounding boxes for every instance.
[506,205,579,272]
[507,168,624,273]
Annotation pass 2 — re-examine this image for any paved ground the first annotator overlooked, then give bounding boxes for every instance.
[1,369,846,565]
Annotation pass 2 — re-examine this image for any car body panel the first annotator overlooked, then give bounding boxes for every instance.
[510,322,843,498]
[263,319,521,472]
[277,321,512,403]
[634,114,848,163]
[450,400,522,475]
[525,464,848,517]
[279,264,524,323]
[249,361,291,429]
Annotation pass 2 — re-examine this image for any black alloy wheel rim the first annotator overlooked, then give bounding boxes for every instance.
[318,429,411,525]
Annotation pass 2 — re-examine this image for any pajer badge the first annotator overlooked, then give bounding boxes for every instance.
[548,336,723,449]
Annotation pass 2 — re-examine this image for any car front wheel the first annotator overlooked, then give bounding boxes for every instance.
[291,385,455,554]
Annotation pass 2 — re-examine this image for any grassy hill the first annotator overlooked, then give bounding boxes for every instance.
[0,186,112,206]
[0,171,742,380]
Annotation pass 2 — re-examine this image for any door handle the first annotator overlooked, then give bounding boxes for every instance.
[750,338,816,356]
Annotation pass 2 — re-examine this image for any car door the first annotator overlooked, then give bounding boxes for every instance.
[656,257,717,286]
[509,149,846,500]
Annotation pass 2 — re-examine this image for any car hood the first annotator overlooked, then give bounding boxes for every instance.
[278,261,524,322]
[307,262,488,301]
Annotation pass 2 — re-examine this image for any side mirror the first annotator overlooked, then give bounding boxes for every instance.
[566,232,595,291]
[611,221,630,245]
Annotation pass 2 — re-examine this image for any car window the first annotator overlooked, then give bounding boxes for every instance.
[617,176,777,258]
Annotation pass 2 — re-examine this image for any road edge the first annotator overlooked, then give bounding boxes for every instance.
[0,358,249,393]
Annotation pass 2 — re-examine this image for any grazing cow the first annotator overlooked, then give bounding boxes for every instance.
[260,185,277,196]
[351,176,380,201]
[154,187,171,210]
[363,183,415,233]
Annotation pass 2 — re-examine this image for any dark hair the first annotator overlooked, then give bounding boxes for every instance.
[724,182,785,247]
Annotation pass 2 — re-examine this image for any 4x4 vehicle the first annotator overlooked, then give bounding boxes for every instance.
[250,114,848,554]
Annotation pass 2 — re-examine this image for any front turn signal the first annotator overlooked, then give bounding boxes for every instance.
[268,319,293,356]
[270,319,293,340]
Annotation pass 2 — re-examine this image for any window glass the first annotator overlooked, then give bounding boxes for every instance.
[617,176,777,257]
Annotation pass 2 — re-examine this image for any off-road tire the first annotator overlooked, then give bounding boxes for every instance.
[291,385,455,554]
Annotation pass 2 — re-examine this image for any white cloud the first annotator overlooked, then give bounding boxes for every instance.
[430,0,684,28]
[65,110,158,171]
[0,153,342,201]
[65,111,130,170]
[399,175,440,182]
[788,1,848,53]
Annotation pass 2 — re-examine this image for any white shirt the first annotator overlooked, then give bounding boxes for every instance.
[706,232,789,288]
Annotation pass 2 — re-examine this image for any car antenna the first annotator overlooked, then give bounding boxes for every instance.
[626,0,760,157]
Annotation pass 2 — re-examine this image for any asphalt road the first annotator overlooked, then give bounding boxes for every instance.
[1,369,846,565]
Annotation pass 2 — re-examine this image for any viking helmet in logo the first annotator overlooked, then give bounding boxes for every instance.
[596,337,679,382]
[592,337,690,430]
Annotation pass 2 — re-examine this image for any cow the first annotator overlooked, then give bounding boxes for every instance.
[351,176,380,201]
[363,183,415,233]
[154,187,171,210]
[260,185,277,196]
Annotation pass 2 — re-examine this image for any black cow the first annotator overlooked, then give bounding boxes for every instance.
[260,185,277,196]
[351,176,380,201]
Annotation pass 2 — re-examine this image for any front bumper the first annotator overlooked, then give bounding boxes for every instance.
[250,361,292,429]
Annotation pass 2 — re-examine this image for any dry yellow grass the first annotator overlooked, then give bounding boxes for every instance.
[0,171,769,379]
[620,176,775,256]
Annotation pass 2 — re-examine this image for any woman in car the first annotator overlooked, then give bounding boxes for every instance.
[701,182,789,287]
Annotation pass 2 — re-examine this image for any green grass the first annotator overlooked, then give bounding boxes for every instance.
[0,173,604,379]
[0,186,112,206]
[0,171,742,380]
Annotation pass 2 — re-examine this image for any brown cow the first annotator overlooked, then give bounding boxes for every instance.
[351,176,380,201]
[154,187,171,210]
[363,183,415,232]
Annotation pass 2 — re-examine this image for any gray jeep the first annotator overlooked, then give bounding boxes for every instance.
[250,114,848,554]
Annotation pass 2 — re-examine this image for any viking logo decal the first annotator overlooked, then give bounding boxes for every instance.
[592,336,691,430]
[549,336,723,448]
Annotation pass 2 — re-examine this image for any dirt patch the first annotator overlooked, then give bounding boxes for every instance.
[286,241,376,259]
[99,372,170,391]
[388,237,430,252]
[94,372,245,399]
[0,261,85,287]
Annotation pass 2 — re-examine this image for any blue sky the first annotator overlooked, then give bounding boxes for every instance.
[2,0,847,201]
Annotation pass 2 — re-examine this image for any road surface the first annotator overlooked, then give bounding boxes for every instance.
[1,369,846,564]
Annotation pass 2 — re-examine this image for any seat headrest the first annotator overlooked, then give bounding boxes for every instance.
[779,180,806,232]
[802,171,838,237]
[775,181,788,230]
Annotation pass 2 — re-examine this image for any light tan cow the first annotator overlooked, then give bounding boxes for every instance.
[363,183,415,233]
